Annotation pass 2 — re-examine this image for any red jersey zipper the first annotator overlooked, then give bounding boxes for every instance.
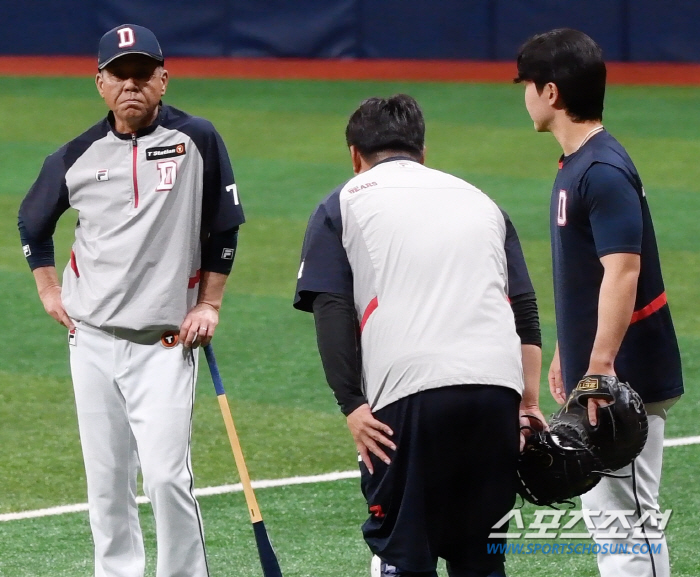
[131,133,139,208]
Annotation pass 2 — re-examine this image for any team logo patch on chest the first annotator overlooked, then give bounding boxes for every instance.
[557,189,568,226]
[156,161,178,191]
[160,331,179,348]
[145,143,186,160]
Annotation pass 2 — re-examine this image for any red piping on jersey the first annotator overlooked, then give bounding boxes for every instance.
[188,269,201,289]
[70,250,79,277]
[360,296,378,333]
[630,292,667,324]
[131,133,139,208]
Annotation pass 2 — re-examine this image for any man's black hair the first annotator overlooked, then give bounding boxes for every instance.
[345,94,425,161]
[514,28,606,122]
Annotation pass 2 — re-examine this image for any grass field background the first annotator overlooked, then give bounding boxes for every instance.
[0,76,698,576]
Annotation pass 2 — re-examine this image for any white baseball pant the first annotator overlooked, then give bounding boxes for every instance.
[69,321,209,577]
[581,397,679,577]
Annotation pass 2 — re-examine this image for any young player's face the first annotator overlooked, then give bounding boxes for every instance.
[96,55,168,132]
[523,81,555,132]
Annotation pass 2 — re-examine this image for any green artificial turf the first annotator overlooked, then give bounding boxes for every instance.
[0,76,698,576]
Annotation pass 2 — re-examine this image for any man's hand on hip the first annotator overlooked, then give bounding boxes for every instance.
[33,266,74,330]
[346,404,395,474]
[39,284,75,330]
[179,302,219,348]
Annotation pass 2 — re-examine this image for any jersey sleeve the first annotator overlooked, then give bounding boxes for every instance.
[201,226,239,275]
[293,194,354,313]
[199,123,245,235]
[501,210,535,298]
[312,292,366,415]
[580,162,643,257]
[17,148,71,270]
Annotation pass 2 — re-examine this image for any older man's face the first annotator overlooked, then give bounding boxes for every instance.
[96,54,168,132]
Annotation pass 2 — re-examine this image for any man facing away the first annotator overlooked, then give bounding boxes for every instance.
[516,28,683,577]
[294,94,543,577]
[18,24,244,577]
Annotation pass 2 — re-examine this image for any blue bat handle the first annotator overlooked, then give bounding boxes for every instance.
[204,344,226,396]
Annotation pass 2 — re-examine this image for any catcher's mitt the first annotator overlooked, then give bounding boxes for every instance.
[551,375,648,471]
[517,416,603,507]
[517,375,648,506]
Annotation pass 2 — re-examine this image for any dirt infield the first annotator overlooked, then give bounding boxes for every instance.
[2,56,700,85]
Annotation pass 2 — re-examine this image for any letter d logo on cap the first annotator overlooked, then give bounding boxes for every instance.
[117,27,135,48]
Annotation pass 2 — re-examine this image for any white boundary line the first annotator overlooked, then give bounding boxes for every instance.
[663,435,700,447]
[2,436,698,523]
[0,470,360,523]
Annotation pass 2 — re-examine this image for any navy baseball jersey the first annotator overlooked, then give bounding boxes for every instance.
[295,157,534,411]
[551,130,682,403]
[18,104,245,331]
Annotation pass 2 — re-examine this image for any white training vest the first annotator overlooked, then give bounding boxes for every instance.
[339,160,524,411]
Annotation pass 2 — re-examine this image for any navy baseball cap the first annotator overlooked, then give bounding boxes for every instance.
[98,24,164,70]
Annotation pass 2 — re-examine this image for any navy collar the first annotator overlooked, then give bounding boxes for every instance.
[559,129,607,168]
